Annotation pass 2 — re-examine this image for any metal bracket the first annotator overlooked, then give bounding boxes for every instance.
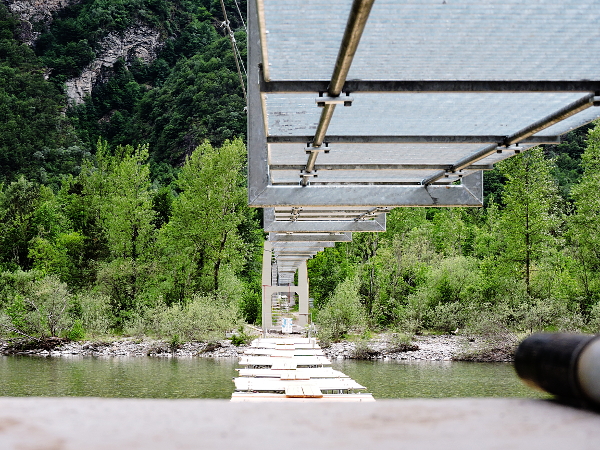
[290,207,302,221]
[299,170,318,178]
[354,207,391,222]
[305,143,330,154]
[316,93,353,107]
[496,144,522,154]
[299,170,317,186]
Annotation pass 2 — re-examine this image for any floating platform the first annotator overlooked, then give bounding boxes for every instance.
[243,348,325,356]
[236,368,350,379]
[231,337,375,402]
[233,376,365,392]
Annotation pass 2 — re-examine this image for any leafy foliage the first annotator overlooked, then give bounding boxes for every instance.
[496,147,561,295]
[0,137,261,341]
[156,139,250,301]
[313,124,600,338]
[0,4,75,184]
[316,275,366,343]
[0,273,75,339]
[568,124,600,311]
[1,0,248,185]
[125,293,241,342]
[1,2,600,343]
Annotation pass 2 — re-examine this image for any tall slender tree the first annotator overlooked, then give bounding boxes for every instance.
[0,177,42,271]
[568,121,600,310]
[93,141,157,321]
[158,139,248,301]
[497,147,560,296]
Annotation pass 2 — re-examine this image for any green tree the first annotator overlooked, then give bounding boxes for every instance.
[316,275,366,343]
[27,184,86,286]
[94,141,157,323]
[0,273,75,339]
[546,123,594,200]
[96,141,156,262]
[58,168,112,286]
[158,139,248,301]
[569,121,600,311]
[496,147,560,296]
[307,243,354,309]
[431,208,475,257]
[0,177,41,271]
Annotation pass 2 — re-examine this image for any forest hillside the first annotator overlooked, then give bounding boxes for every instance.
[1,1,599,347]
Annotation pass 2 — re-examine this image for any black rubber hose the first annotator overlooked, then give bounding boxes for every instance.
[515,333,600,406]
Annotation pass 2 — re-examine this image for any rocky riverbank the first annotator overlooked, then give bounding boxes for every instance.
[323,334,465,361]
[0,334,515,362]
[321,334,517,362]
[334,333,516,362]
[0,338,246,358]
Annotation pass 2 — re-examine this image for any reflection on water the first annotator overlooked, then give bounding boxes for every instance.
[0,356,547,399]
[331,359,549,399]
[0,356,238,399]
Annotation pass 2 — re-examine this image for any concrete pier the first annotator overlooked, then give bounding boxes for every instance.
[0,397,599,449]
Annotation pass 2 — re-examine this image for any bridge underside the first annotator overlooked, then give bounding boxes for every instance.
[248,0,600,329]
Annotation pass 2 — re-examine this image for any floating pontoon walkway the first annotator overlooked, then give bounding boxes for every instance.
[231,338,375,402]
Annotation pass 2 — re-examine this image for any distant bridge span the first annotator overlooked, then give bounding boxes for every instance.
[247,0,600,332]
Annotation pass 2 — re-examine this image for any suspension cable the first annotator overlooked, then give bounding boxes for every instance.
[233,0,246,31]
[220,0,247,103]
[232,34,247,76]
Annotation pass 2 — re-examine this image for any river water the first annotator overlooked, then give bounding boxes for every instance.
[0,356,548,399]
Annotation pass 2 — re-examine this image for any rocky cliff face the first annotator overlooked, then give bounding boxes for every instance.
[5,0,164,105]
[6,0,82,44]
[6,0,79,23]
[65,25,163,105]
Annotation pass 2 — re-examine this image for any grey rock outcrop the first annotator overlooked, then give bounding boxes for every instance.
[65,25,163,105]
[5,1,164,104]
[6,0,82,45]
[7,0,79,23]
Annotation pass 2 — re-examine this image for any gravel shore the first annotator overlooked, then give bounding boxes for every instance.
[323,334,467,361]
[0,338,246,358]
[0,334,514,361]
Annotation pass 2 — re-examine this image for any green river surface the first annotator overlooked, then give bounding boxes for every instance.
[0,356,549,400]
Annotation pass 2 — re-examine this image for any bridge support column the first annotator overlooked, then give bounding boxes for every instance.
[297,260,309,327]
[262,242,273,334]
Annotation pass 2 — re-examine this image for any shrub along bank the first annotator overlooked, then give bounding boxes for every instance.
[0,139,262,346]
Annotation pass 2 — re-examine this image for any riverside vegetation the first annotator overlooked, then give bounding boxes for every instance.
[310,127,600,358]
[1,1,600,358]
